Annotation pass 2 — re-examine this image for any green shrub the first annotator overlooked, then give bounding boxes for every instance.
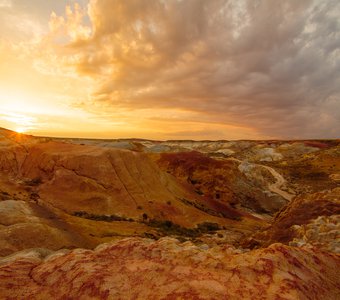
[147,219,222,237]
[73,211,134,222]
[197,222,221,232]
[26,177,42,186]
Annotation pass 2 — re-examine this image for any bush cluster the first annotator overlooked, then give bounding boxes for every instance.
[25,177,42,186]
[73,211,134,222]
[147,219,221,237]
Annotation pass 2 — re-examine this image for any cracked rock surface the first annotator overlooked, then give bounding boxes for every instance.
[0,237,339,300]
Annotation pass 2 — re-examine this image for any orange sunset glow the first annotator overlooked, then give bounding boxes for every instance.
[0,0,339,140]
[0,2,340,298]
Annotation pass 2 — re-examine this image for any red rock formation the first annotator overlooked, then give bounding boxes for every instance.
[158,151,287,214]
[17,142,248,226]
[0,238,339,299]
[247,188,340,249]
[0,132,265,255]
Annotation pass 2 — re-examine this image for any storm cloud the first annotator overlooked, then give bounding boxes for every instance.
[42,0,340,138]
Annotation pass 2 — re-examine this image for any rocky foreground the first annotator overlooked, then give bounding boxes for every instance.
[0,237,339,300]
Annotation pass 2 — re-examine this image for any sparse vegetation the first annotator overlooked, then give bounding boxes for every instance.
[30,192,39,201]
[179,198,242,221]
[0,191,11,201]
[197,222,221,232]
[73,211,134,222]
[142,213,148,221]
[25,177,42,186]
[195,189,204,195]
[146,219,222,238]
[73,209,223,238]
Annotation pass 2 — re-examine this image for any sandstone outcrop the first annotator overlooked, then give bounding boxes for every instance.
[290,215,340,253]
[247,188,340,250]
[0,237,339,300]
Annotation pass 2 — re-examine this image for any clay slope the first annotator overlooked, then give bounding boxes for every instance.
[19,141,246,226]
[0,238,339,300]
[0,131,265,255]
[157,151,288,214]
[0,200,92,257]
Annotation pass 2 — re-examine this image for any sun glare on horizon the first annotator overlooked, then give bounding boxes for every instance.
[0,110,36,134]
[15,127,27,134]
[0,89,43,134]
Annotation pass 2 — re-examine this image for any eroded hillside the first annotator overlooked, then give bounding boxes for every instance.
[0,128,339,299]
[0,128,266,255]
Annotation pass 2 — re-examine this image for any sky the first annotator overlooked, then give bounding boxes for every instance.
[0,0,339,140]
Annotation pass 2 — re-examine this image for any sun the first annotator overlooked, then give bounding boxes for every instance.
[15,127,27,134]
[0,110,35,134]
[2,112,34,133]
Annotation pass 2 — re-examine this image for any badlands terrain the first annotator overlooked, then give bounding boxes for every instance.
[0,127,339,299]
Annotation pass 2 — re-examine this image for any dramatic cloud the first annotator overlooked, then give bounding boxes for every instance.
[1,0,339,139]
